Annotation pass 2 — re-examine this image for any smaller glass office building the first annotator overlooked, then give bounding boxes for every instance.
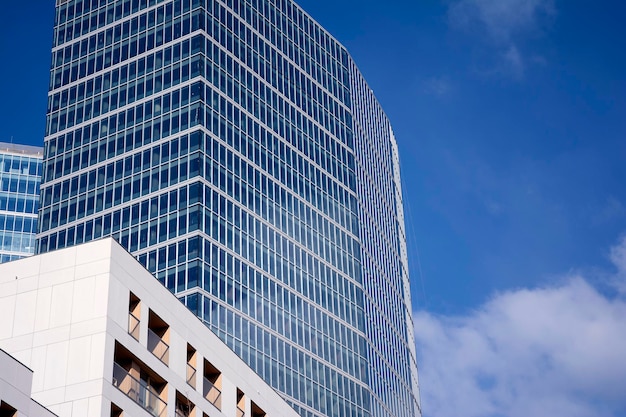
[0,142,43,263]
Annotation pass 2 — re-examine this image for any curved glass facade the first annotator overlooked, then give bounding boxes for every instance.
[38,1,420,416]
[0,143,42,264]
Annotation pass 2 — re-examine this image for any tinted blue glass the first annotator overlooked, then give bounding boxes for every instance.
[0,144,43,263]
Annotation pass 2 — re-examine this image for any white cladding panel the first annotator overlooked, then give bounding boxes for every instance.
[0,238,298,417]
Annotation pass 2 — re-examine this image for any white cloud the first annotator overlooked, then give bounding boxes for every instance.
[593,197,626,227]
[423,77,452,98]
[448,0,554,79]
[449,0,554,43]
[610,235,626,295]
[414,237,626,417]
[502,45,524,79]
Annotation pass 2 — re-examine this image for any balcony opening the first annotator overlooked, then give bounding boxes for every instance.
[203,359,222,410]
[186,343,197,388]
[251,401,266,417]
[147,310,170,365]
[236,389,246,417]
[175,391,196,417]
[110,402,123,417]
[112,342,168,417]
[0,401,17,417]
[128,292,141,340]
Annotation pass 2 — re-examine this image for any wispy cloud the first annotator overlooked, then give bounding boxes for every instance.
[448,0,555,79]
[449,0,554,43]
[593,197,626,227]
[414,235,626,417]
[610,235,626,295]
[423,76,452,98]
[502,44,524,79]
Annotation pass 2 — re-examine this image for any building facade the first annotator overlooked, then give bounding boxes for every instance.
[0,349,57,417]
[0,238,300,417]
[0,142,42,264]
[38,1,420,416]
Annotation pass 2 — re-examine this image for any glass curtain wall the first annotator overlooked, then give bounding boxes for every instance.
[0,143,42,263]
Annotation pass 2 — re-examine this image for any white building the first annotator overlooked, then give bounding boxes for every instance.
[0,349,56,417]
[0,238,299,417]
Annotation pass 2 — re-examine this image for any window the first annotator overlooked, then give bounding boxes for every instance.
[186,344,197,388]
[203,359,222,410]
[0,401,17,417]
[147,310,170,365]
[112,343,167,417]
[236,389,246,417]
[110,402,123,417]
[175,391,195,417]
[128,292,141,340]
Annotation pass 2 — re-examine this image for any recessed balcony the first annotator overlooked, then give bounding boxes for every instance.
[128,311,140,340]
[202,375,222,410]
[203,359,223,410]
[112,362,166,417]
[128,292,141,340]
[236,389,246,417]
[147,327,170,364]
[147,310,170,365]
[187,343,197,389]
[187,363,197,388]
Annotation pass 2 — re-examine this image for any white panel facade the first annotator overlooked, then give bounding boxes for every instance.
[0,349,57,417]
[0,238,298,417]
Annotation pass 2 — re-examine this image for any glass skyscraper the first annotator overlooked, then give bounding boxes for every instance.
[38,1,420,416]
[0,142,42,263]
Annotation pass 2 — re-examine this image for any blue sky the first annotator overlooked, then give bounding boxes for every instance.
[1,1,626,416]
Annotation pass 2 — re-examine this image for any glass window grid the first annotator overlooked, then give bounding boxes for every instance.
[39,143,202,232]
[202,294,369,417]
[200,103,355,239]
[0,230,37,256]
[54,0,201,47]
[53,0,349,153]
[45,84,204,183]
[0,161,41,208]
[0,253,25,263]
[204,31,354,169]
[48,40,205,136]
[196,182,361,323]
[201,134,360,280]
[0,193,39,216]
[0,175,40,196]
[46,78,356,242]
[205,6,353,145]
[197,66,356,228]
[350,68,420,417]
[0,155,42,177]
[0,153,41,261]
[179,252,366,377]
[47,41,204,136]
[49,31,355,186]
[43,128,200,203]
[0,215,37,234]
[51,5,204,91]
[38,182,202,251]
[53,2,196,69]
[215,0,350,106]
